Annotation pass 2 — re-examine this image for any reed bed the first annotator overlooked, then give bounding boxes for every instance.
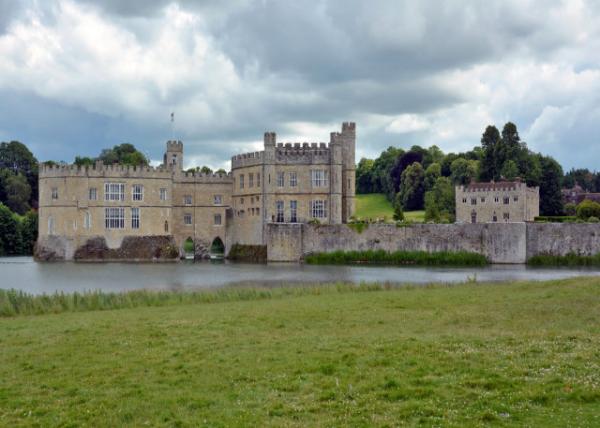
[304,249,488,266]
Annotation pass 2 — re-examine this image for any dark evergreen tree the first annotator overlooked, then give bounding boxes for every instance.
[479,125,501,181]
[539,155,564,216]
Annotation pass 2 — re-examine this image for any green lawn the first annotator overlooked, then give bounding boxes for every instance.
[355,193,424,222]
[1,278,600,426]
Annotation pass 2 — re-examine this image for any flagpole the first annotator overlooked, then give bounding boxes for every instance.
[170,112,175,141]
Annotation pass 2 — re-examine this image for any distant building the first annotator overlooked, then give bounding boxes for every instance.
[561,185,600,205]
[455,180,539,224]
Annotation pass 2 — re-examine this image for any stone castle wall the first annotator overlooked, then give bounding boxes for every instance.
[266,222,600,264]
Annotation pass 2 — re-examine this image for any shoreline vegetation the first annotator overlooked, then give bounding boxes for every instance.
[1,277,599,426]
[527,252,600,266]
[304,249,488,266]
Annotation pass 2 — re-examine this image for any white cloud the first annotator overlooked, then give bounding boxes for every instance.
[386,114,430,134]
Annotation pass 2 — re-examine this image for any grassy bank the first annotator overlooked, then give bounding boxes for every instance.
[305,249,488,266]
[2,278,599,426]
[355,193,424,222]
[528,252,600,267]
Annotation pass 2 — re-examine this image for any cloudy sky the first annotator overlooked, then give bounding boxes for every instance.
[0,0,599,171]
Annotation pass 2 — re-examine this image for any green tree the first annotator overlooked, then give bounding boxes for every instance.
[450,158,479,185]
[98,143,149,166]
[500,160,519,180]
[424,162,441,191]
[74,156,95,167]
[539,156,564,216]
[479,125,501,181]
[200,166,213,174]
[576,199,600,220]
[398,162,425,210]
[564,203,577,216]
[0,203,21,256]
[392,192,404,221]
[424,177,455,222]
[371,147,403,197]
[215,168,227,175]
[19,210,38,254]
[356,158,374,194]
[5,173,31,215]
[0,141,38,207]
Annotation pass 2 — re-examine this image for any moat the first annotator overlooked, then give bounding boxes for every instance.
[2,257,600,295]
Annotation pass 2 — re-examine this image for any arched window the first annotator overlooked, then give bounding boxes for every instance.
[48,216,55,235]
[164,220,169,233]
[84,211,91,229]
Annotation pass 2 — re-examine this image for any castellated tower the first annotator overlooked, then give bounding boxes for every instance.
[164,140,183,171]
[341,122,356,222]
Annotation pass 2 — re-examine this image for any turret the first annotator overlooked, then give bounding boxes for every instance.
[341,122,356,222]
[164,140,183,171]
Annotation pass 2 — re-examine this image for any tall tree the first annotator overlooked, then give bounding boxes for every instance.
[479,125,501,181]
[0,141,38,207]
[424,177,455,222]
[355,158,374,194]
[424,162,441,191]
[371,147,403,197]
[539,155,564,216]
[390,150,423,198]
[0,203,21,256]
[398,162,425,210]
[450,158,479,185]
[500,160,519,181]
[5,173,31,215]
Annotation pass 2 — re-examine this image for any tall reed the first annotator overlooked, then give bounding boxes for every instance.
[304,250,488,266]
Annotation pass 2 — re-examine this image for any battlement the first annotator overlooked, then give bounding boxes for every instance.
[39,161,173,179]
[166,140,183,152]
[231,151,265,169]
[342,122,356,133]
[176,170,233,183]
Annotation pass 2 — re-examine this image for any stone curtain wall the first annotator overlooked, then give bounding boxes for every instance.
[267,223,600,264]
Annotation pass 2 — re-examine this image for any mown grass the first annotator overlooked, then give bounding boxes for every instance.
[355,193,424,222]
[305,249,488,266]
[529,252,600,266]
[1,278,600,427]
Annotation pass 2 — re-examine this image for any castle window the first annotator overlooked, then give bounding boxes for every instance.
[48,216,55,235]
[514,196,519,202]
[256,195,260,202]
[348,178,351,191]
[277,172,284,187]
[131,207,140,229]
[214,214,222,225]
[503,212,510,221]
[184,195,192,205]
[481,197,486,203]
[51,187,58,199]
[471,198,477,206]
[503,196,510,205]
[289,172,297,187]
[104,207,125,229]
[493,213,498,222]
[240,197,244,205]
[311,170,328,187]
[132,184,143,201]
[160,188,168,201]
[495,196,499,203]
[184,213,192,225]
[290,200,298,223]
[240,174,244,189]
[276,200,284,222]
[104,183,124,201]
[462,197,467,203]
[88,188,97,201]
[249,173,254,187]
[214,195,222,205]
[84,211,91,229]
[256,207,260,216]
[257,173,261,187]
[164,220,169,233]
[311,200,328,218]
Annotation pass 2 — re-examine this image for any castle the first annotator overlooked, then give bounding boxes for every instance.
[36,123,356,260]
[455,180,539,224]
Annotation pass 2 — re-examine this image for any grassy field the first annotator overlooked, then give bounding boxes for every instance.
[355,193,425,222]
[1,278,600,426]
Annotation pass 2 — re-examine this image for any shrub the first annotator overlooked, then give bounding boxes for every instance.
[564,203,577,216]
[588,216,600,223]
[576,199,600,220]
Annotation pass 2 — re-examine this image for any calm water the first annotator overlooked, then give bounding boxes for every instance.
[1,257,600,295]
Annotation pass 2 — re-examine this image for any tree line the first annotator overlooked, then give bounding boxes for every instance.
[355,122,565,222]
